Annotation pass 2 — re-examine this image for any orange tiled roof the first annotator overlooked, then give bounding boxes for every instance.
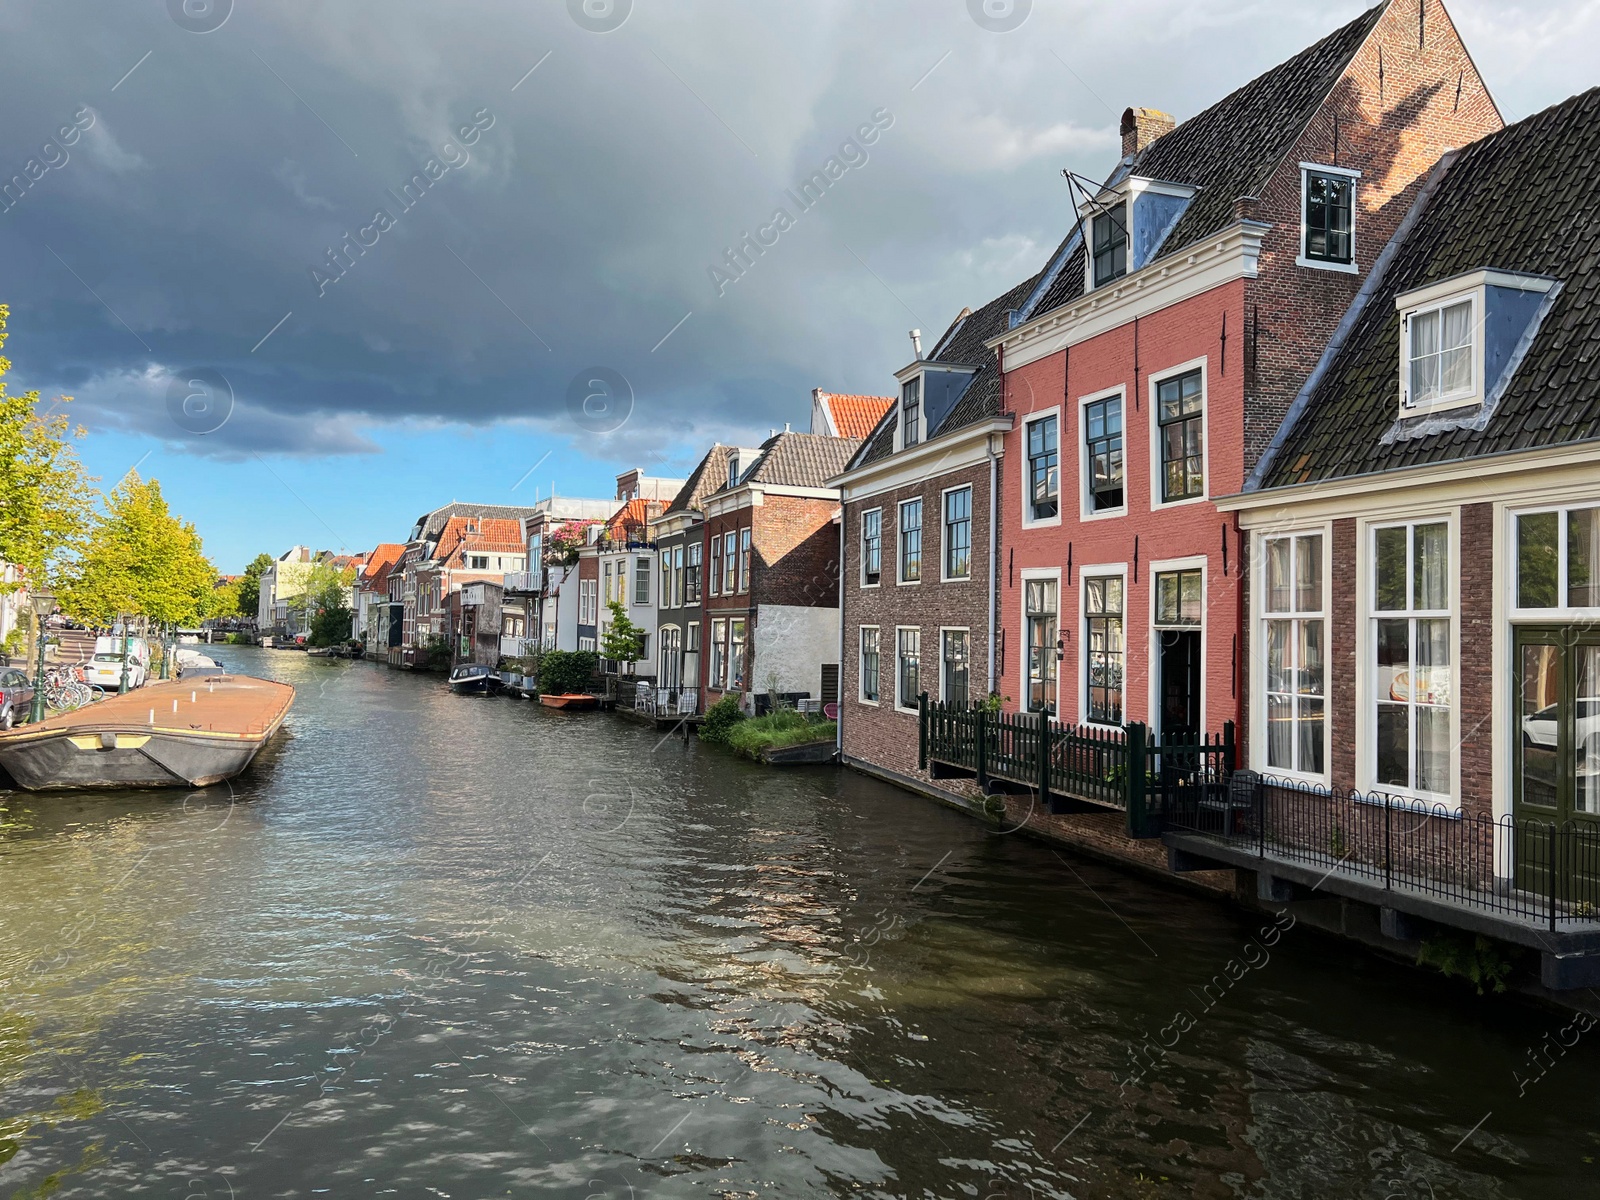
[603,498,663,540]
[819,392,894,440]
[436,517,526,566]
[361,543,407,587]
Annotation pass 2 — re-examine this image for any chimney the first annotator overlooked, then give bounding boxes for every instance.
[1120,107,1175,158]
[909,329,922,359]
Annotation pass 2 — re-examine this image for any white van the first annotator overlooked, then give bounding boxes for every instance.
[87,636,150,690]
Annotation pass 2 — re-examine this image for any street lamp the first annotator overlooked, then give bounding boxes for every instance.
[118,612,132,695]
[28,589,55,723]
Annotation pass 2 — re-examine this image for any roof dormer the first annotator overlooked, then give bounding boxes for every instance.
[1083,176,1197,294]
[891,361,981,451]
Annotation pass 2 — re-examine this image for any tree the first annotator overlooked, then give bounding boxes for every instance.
[599,599,645,669]
[292,558,356,646]
[235,552,273,621]
[56,474,220,627]
[0,303,94,656]
[208,577,242,620]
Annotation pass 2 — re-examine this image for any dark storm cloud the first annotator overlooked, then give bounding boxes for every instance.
[0,0,1587,460]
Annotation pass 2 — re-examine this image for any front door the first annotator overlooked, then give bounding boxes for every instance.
[1153,569,1203,744]
[1513,627,1600,899]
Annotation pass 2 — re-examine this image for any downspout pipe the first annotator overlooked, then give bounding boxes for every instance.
[836,510,845,757]
[988,342,1003,698]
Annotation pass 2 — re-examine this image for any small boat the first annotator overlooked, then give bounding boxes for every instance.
[539,693,597,711]
[448,664,502,694]
[0,675,294,790]
[306,646,336,658]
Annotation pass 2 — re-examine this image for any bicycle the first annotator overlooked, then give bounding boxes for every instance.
[41,664,101,713]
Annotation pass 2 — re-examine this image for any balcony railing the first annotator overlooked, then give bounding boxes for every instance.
[503,571,542,594]
[635,684,699,717]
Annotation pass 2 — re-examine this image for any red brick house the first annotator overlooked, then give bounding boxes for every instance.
[992,0,1500,757]
[700,431,859,710]
[833,293,1031,782]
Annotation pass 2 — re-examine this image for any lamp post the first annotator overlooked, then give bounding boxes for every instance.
[27,589,55,723]
[118,614,132,696]
[159,624,171,680]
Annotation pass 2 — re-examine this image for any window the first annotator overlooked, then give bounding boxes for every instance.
[686,621,701,653]
[861,509,882,586]
[1516,506,1600,610]
[738,528,751,593]
[659,550,670,608]
[896,628,921,710]
[1092,202,1127,287]
[578,635,596,653]
[686,541,703,603]
[659,626,681,689]
[602,561,613,604]
[943,488,972,580]
[1157,368,1204,502]
[468,555,489,569]
[729,618,747,690]
[941,629,970,707]
[899,499,922,583]
[709,535,722,596]
[1155,570,1202,626]
[1302,167,1355,265]
[710,618,728,689]
[579,579,597,625]
[633,556,650,606]
[728,457,743,489]
[673,545,685,608]
[1403,297,1475,411]
[528,533,543,563]
[901,377,922,448]
[1372,521,1452,798]
[1263,535,1325,777]
[1025,578,1058,713]
[722,532,738,594]
[1026,415,1059,521]
[1084,394,1124,513]
[859,627,880,702]
[1085,576,1125,725]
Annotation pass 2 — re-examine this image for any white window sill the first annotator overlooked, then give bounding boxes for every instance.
[1021,513,1063,532]
[940,575,972,584]
[860,580,882,590]
[1150,493,1208,513]
[1353,788,1462,818]
[896,577,922,587]
[858,697,880,707]
[1079,506,1128,523]
[1400,392,1481,417]
[1296,255,1359,275]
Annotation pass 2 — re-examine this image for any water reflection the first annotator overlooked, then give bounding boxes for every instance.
[1,648,1597,1197]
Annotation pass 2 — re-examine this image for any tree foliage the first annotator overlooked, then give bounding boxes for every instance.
[56,474,220,627]
[292,559,356,646]
[235,552,273,620]
[599,599,645,666]
[537,650,597,695]
[0,304,94,585]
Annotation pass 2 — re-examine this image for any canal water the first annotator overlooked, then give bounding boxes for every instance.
[1,648,1597,1199]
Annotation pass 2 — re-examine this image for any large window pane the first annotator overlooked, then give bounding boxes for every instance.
[1519,642,1559,809]
[1298,698,1325,776]
[1267,694,1294,770]
[1295,535,1322,612]
[1375,527,1408,611]
[1415,706,1452,794]
[1569,508,1600,608]
[1266,539,1291,613]
[1518,511,1560,608]
[1299,622,1324,696]
[1414,523,1448,610]
[1376,619,1410,701]
[1266,619,1290,694]
[1578,646,1600,814]
[1376,703,1409,788]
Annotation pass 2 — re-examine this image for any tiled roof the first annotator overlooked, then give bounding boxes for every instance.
[818,393,894,439]
[1258,87,1600,487]
[664,444,735,515]
[741,431,860,490]
[603,498,663,540]
[410,502,544,543]
[435,517,525,565]
[1027,3,1386,318]
[361,543,406,588]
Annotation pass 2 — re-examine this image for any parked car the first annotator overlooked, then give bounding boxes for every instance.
[85,652,146,690]
[0,668,35,729]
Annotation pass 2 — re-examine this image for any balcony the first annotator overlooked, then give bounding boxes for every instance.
[503,570,542,595]
[635,683,699,718]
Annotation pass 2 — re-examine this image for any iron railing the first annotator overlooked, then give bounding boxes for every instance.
[1167,773,1600,928]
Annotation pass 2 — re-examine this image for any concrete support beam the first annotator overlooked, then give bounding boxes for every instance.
[1257,873,1295,903]
[1381,907,1427,942]
[1542,951,1600,991]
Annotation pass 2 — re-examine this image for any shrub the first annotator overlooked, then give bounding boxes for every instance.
[725,713,835,759]
[698,694,746,745]
[1417,934,1516,994]
[538,649,598,695]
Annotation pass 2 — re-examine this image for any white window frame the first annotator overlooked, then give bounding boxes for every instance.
[1146,555,1208,738]
[1148,356,1209,512]
[897,497,924,586]
[896,374,923,452]
[1019,567,1062,717]
[1085,196,1129,293]
[634,556,651,607]
[894,625,921,712]
[658,623,681,689]
[709,617,728,690]
[1357,513,1460,810]
[578,635,597,653]
[1398,287,1480,415]
[858,625,881,705]
[1020,405,1063,530]
[1251,529,1331,785]
[1078,564,1129,730]
[738,527,752,594]
[1296,161,1360,275]
[940,484,974,583]
[939,626,972,706]
[1078,386,1128,522]
[1508,501,1600,618]
[860,507,883,589]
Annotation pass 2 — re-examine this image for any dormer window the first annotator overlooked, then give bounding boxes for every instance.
[901,377,922,448]
[727,458,742,489]
[1092,203,1128,287]
[1405,296,1475,411]
[1299,163,1359,272]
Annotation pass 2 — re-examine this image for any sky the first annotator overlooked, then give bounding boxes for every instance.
[1,0,1594,572]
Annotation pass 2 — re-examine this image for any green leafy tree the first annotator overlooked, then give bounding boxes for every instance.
[56,474,219,627]
[235,552,273,621]
[291,559,357,646]
[537,649,598,695]
[599,599,645,669]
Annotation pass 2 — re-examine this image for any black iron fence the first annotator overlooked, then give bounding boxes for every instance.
[1167,772,1600,928]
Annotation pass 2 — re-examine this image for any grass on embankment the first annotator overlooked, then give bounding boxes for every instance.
[721,711,836,760]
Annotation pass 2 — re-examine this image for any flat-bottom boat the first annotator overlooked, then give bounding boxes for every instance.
[0,674,294,790]
[539,693,597,711]
[448,664,502,694]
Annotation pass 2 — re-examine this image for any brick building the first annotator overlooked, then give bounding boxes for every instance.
[991,0,1501,754]
[1225,89,1600,831]
[833,300,1025,782]
[700,431,859,710]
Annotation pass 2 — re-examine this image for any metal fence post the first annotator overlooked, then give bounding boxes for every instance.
[975,706,989,793]
[1384,793,1392,890]
[1125,722,1147,837]
[1223,720,1237,776]
[1038,709,1051,810]
[918,691,929,771]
